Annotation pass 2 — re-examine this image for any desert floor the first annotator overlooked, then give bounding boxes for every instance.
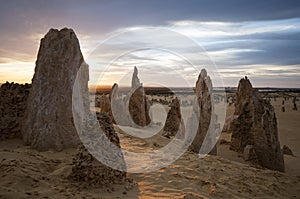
[0,95,300,198]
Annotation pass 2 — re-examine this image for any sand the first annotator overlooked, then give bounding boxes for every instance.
[0,94,300,198]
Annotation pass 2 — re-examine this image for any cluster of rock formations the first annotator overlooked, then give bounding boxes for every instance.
[0,26,288,178]
[229,77,285,172]
[187,69,219,155]
[162,97,185,139]
[98,66,151,127]
[0,82,31,140]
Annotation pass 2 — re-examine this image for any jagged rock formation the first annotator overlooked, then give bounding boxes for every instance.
[0,82,31,140]
[188,69,218,155]
[69,112,129,187]
[128,67,151,127]
[230,77,284,172]
[22,28,86,151]
[163,97,185,139]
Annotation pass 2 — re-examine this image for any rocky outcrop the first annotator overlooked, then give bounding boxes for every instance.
[69,112,129,187]
[230,77,284,172]
[22,28,86,151]
[0,82,31,140]
[163,97,185,139]
[128,67,151,127]
[188,69,218,155]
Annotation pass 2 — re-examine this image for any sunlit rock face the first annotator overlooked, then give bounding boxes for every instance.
[128,67,151,127]
[0,82,31,140]
[188,69,218,155]
[22,28,87,151]
[230,77,284,172]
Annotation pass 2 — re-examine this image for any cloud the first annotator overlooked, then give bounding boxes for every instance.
[1,1,300,87]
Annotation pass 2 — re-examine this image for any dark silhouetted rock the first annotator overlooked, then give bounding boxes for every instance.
[22,28,87,151]
[163,97,185,139]
[0,82,31,140]
[230,77,284,172]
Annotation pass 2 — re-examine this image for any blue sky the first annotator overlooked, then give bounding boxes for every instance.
[0,0,300,87]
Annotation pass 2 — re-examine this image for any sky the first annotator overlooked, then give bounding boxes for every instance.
[0,0,300,87]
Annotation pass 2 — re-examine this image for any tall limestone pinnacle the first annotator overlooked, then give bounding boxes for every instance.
[22,28,87,151]
[230,77,284,172]
[131,66,141,89]
[188,69,219,155]
[129,67,151,127]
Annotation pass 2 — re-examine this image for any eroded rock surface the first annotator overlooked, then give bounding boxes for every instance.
[22,28,87,151]
[128,67,151,127]
[230,77,284,172]
[188,69,218,155]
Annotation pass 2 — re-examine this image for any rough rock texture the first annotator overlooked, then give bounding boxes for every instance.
[22,28,86,151]
[188,69,218,155]
[230,77,284,172]
[163,97,185,139]
[0,82,31,140]
[69,112,129,187]
[128,67,151,127]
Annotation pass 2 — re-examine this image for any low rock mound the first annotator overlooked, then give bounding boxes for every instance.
[69,112,130,187]
[0,82,31,140]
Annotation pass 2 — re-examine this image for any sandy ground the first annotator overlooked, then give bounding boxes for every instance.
[0,94,300,198]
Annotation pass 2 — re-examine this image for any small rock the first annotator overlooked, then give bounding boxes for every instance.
[283,145,294,156]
